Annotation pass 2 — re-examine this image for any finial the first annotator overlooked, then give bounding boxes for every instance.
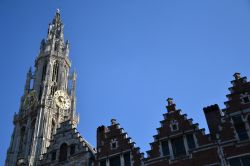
[72,69,77,80]
[233,73,241,80]
[56,9,60,14]
[111,119,117,125]
[167,98,174,106]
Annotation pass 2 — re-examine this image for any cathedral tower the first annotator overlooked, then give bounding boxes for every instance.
[5,10,78,166]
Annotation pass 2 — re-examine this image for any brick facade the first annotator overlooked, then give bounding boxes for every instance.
[5,11,250,166]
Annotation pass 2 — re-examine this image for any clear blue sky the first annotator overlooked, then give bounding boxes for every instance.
[1,0,250,164]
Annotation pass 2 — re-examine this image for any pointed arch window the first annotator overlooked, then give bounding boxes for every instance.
[52,61,59,82]
[50,120,55,139]
[41,62,47,81]
[19,126,26,153]
[50,85,57,96]
[29,119,36,155]
[59,143,68,162]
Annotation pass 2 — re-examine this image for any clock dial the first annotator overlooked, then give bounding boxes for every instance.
[53,90,71,110]
[23,90,37,110]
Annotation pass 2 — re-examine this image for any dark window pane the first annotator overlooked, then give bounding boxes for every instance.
[242,155,250,166]
[232,115,249,140]
[186,134,196,150]
[70,144,75,155]
[161,140,169,156]
[100,160,106,166]
[124,152,131,166]
[228,158,241,166]
[59,143,67,162]
[110,156,120,166]
[171,137,186,158]
[243,97,250,103]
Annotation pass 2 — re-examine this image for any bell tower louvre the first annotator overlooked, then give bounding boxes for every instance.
[5,10,250,166]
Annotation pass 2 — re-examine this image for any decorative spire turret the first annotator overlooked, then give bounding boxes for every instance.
[24,67,32,94]
[38,9,69,57]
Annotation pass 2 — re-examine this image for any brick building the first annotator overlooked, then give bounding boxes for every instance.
[5,10,250,166]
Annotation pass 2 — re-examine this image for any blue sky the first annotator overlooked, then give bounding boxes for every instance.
[1,0,250,164]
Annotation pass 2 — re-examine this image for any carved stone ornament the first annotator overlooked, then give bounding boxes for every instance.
[23,90,38,110]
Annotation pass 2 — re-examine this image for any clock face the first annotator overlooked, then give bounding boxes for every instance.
[23,90,37,110]
[53,90,71,110]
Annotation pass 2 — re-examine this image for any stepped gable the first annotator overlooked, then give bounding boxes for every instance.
[37,120,96,165]
[145,98,219,166]
[224,73,250,114]
[95,119,143,166]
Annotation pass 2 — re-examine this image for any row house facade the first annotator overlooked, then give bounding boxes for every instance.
[5,10,250,166]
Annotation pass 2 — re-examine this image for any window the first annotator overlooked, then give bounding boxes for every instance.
[41,63,47,81]
[109,156,121,166]
[51,120,55,139]
[100,160,106,166]
[110,138,118,150]
[171,137,186,158]
[51,151,56,161]
[232,115,248,140]
[50,85,57,96]
[228,155,250,166]
[241,93,250,104]
[70,144,75,155]
[52,61,59,82]
[170,120,179,132]
[39,85,43,100]
[161,140,170,156]
[59,143,67,162]
[186,134,196,150]
[124,152,131,166]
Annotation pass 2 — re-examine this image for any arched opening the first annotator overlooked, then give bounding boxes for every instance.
[28,119,36,155]
[52,61,59,82]
[19,126,26,153]
[50,120,55,139]
[41,62,47,81]
[59,143,68,162]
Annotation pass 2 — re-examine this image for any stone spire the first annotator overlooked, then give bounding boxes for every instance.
[38,9,69,57]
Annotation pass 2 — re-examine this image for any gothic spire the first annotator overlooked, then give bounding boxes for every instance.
[38,9,69,57]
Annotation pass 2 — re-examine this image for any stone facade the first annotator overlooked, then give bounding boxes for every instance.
[5,11,250,166]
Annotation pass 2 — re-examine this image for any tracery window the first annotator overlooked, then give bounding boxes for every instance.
[41,63,47,81]
[52,61,59,82]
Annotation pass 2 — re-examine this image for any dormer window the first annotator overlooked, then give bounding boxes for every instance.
[110,138,118,150]
[240,93,250,104]
[170,120,179,132]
